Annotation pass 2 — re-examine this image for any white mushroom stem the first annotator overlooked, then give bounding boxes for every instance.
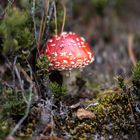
[60,69,81,93]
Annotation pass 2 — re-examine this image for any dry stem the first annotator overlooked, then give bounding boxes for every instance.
[128,34,136,66]
[7,58,33,137]
[61,0,66,33]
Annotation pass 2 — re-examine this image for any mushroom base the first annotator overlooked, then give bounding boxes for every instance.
[61,69,81,93]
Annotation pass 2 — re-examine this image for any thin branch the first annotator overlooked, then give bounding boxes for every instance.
[50,110,55,136]
[45,1,54,37]
[7,99,31,137]
[45,0,50,15]
[37,11,45,55]
[61,0,66,33]
[31,0,38,43]
[33,98,56,137]
[53,1,58,34]
[0,0,15,20]
[7,0,15,5]
[7,62,33,137]
[43,1,54,51]
[13,57,28,104]
[128,34,136,66]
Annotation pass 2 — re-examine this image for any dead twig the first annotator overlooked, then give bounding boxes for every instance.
[61,0,66,33]
[44,1,54,42]
[37,11,45,55]
[31,0,38,43]
[7,57,33,137]
[44,0,50,15]
[0,0,15,20]
[13,57,28,104]
[53,1,58,34]
[33,98,56,137]
[128,34,136,66]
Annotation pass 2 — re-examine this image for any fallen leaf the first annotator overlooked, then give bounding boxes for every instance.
[76,108,96,120]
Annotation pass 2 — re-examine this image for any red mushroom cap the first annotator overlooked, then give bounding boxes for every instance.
[44,32,94,70]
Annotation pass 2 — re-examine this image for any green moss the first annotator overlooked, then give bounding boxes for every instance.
[50,82,66,100]
[0,7,34,56]
[36,54,50,77]
[52,85,135,139]
[0,87,28,138]
[89,90,129,119]
[0,120,13,139]
[70,122,95,139]
[86,82,101,92]
[68,89,133,139]
[132,61,140,87]
[0,88,26,117]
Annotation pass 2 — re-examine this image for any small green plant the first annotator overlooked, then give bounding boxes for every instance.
[50,82,66,100]
[116,75,125,89]
[0,87,27,137]
[36,54,50,77]
[132,61,140,87]
[0,88,26,117]
[0,7,34,56]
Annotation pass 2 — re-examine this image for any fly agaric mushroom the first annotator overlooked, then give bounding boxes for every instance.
[42,32,94,92]
[46,32,94,70]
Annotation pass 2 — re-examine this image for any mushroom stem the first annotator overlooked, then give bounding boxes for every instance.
[61,69,80,93]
